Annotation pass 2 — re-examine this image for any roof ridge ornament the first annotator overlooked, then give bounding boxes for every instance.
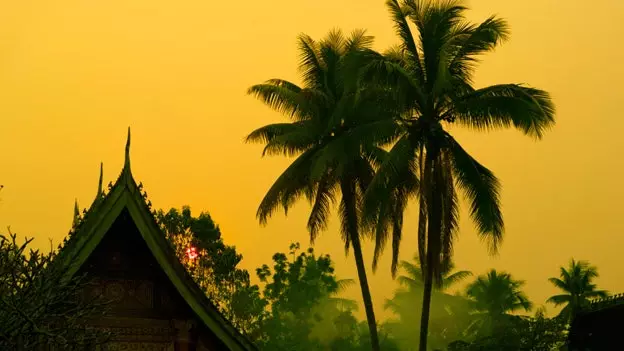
[96,162,104,199]
[72,199,80,229]
[124,127,131,174]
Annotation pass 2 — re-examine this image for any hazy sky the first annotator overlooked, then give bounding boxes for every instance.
[1,0,624,319]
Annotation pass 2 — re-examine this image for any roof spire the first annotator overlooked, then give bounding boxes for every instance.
[72,199,80,228]
[124,127,131,172]
[96,162,103,199]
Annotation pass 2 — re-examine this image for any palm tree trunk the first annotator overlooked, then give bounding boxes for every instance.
[418,248,435,351]
[341,180,381,351]
[419,151,442,351]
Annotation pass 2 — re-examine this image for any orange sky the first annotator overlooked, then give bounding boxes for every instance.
[1,0,624,320]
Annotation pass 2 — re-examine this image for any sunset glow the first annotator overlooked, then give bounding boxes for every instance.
[186,246,198,260]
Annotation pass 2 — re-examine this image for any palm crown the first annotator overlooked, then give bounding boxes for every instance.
[466,269,532,318]
[547,259,608,321]
[397,254,472,292]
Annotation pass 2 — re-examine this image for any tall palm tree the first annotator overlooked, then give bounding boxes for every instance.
[358,1,556,349]
[547,259,608,322]
[246,29,402,351]
[397,254,472,293]
[465,269,532,333]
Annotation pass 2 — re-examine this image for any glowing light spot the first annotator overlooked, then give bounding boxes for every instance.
[186,246,198,260]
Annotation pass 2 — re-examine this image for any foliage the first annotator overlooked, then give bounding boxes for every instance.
[465,269,532,335]
[246,28,407,351]
[449,308,568,351]
[0,230,110,349]
[254,242,354,350]
[357,1,556,349]
[396,254,472,293]
[254,243,400,351]
[547,258,608,322]
[155,206,267,338]
[384,257,475,350]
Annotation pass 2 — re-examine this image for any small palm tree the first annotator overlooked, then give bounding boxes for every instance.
[397,254,472,293]
[547,259,608,321]
[246,29,400,351]
[384,257,472,350]
[466,269,532,330]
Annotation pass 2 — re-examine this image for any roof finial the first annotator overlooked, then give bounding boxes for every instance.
[72,199,80,228]
[124,127,131,172]
[96,162,103,198]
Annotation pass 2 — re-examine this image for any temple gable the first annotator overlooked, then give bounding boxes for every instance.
[56,128,255,351]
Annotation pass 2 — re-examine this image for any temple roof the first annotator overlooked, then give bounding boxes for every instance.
[582,293,624,314]
[57,128,257,351]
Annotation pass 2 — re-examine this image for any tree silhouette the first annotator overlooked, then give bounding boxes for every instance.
[246,29,402,351]
[397,254,472,293]
[358,1,556,349]
[547,258,608,322]
[465,269,532,334]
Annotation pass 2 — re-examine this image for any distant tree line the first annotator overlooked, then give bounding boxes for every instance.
[160,206,608,351]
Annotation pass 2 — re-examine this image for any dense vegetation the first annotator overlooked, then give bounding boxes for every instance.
[161,207,604,350]
[0,231,110,349]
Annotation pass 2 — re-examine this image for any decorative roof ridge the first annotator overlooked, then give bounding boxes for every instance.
[55,128,257,350]
[96,162,103,201]
[123,126,131,177]
[585,293,624,312]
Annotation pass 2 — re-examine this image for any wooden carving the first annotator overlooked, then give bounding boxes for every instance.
[88,279,155,310]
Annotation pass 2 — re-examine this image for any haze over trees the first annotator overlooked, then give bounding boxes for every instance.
[5,0,619,349]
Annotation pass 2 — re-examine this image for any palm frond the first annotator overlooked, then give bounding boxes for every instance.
[344,29,375,53]
[439,151,459,283]
[452,84,556,139]
[256,149,316,224]
[260,126,320,157]
[447,16,510,83]
[546,294,571,307]
[403,0,467,91]
[385,0,425,85]
[245,123,299,144]
[306,174,338,243]
[445,134,503,252]
[297,34,326,90]
[247,83,320,121]
[362,136,419,275]
[442,270,472,290]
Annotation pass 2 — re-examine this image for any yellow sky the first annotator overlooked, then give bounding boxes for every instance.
[1,0,624,319]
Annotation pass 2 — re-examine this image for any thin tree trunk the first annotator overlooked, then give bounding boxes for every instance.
[352,231,381,351]
[419,151,442,351]
[418,246,435,351]
[341,180,380,351]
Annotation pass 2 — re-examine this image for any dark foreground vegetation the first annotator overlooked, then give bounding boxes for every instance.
[1,206,608,350]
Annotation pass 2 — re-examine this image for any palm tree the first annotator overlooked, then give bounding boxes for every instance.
[245,29,401,351]
[357,1,556,349]
[547,259,608,322]
[465,269,532,332]
[397,254,472,293]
